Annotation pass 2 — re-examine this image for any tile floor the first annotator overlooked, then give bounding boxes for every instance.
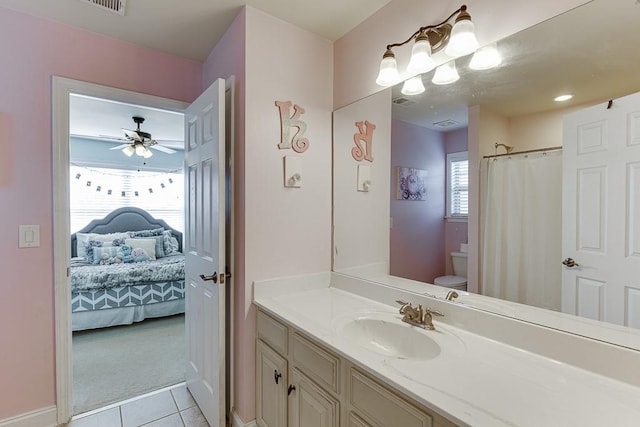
[65,383,209,427]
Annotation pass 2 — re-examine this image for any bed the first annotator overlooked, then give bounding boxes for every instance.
[70,207,185,331]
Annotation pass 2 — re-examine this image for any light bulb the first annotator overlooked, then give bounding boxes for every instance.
[432,62,460,85]
[122,145,135,157]
[407,32,435,74]
[375,49,400,86]
[401,76,426,96]
[469,43,502,70]
[445,13,479,57]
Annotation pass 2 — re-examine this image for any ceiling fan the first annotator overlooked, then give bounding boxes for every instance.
[109,116,177,158]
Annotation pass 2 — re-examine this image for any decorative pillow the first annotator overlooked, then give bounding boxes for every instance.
[128,236,165,258]
[128,227,164,238]
[162,231,181,255]
[125,238,156,261]
[76,232,129,259]
[92,245,130,265]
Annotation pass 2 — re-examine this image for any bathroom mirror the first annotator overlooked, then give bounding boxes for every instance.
[333,0,640,350]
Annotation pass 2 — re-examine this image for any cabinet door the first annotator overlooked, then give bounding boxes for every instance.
[257,340,288,427]
[289,369,339,427]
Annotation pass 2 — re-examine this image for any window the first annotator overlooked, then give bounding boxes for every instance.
[446,151,468,219]
[70,166,184,233]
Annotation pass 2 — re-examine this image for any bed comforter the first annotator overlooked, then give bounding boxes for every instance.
[70,254,185,292]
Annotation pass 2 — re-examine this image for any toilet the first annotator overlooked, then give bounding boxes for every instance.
[434,251,467,291]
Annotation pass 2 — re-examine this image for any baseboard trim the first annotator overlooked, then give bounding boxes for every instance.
[0,406,57,427]
[231,409,257,427]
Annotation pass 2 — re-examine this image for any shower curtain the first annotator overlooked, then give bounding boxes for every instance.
[480,150,562,311]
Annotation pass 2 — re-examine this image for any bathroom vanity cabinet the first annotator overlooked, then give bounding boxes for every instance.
[256,309,456,427]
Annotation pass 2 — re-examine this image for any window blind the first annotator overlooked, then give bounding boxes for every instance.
[70,166,184,233]
[450,159,469,216]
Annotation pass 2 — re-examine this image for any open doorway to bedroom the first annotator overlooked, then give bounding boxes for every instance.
[68,93,187,415]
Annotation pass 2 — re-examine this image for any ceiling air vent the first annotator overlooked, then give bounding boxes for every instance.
[392,97,416,106]
[433,119,459,128]
[80,0,127,16]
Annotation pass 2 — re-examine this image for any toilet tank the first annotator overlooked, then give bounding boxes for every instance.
[451,251,468,277]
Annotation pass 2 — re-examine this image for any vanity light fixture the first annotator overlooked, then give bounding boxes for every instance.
[469,43,502,70]
[432,61,460,85]
[401,76,426,95]
[375,4,480,87]
[554,94,574,102]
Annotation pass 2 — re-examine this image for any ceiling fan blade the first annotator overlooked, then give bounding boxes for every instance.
[150,144,177,154]
[109,143,132,150]
[122,128,143,141]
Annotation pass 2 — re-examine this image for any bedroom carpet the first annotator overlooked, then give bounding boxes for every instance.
[73,314,186,415]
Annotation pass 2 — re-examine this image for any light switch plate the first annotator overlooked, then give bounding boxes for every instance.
[19,225,40,248]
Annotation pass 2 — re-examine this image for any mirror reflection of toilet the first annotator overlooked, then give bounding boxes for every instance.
[434,246,467,291]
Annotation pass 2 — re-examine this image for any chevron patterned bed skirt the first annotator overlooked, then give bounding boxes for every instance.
[71,281,185,312]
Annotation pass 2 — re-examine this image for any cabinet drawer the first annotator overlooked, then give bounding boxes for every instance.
[292,333,340,393]
[350,368,432,427]
[257,310,288,355]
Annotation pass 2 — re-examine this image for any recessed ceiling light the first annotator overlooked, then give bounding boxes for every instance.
[554,94,574,102]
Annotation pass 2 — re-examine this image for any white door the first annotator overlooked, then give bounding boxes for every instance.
[562,91,640,328]
[184,78,226,426]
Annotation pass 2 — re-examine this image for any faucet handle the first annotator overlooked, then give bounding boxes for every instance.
[426,308,444,317]
[395,300,409,306]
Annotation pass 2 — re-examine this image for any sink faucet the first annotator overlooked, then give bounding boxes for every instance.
[445,290,459,301]
[395,300,444,330]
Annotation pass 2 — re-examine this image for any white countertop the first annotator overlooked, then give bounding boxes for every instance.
[253,279,640,427]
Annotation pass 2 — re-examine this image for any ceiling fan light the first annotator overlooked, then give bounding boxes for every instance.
[445,14,479,58]
[401,76,426,96]
[142,147,153,158]
[122,145,135,157]
[469,43,502,70]
[407,33,435,74]
[376,49,400,86]
[135,144,146,156]
[432,61,460,85]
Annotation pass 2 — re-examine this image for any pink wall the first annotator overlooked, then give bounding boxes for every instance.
[0,8,201,420]
[444,128,468,275]
[201,9,248,422]
[390,119,445,283]
[333,89,391,273]
[205,7,334,423]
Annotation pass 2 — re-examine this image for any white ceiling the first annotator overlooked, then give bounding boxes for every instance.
[0,0,391,61]
[69,94,185,149]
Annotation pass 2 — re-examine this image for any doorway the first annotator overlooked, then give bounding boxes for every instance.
[53,77,190,423]
[68,93,186,414]
[54,76,234,426]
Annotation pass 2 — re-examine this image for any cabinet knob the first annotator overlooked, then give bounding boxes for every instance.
[288,384,296,395]
[274,370,282,384]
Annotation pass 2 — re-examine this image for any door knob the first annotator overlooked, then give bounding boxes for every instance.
[562,258,579,268]
[220,272,232,284]
[199,273,218,283]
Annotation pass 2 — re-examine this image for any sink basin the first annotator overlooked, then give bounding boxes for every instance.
[340,316,441,360]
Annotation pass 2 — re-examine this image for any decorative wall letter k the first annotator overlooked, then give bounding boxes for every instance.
[275,100,309,153]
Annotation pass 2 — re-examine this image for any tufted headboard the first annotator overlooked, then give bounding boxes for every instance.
[71,207,183,257]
